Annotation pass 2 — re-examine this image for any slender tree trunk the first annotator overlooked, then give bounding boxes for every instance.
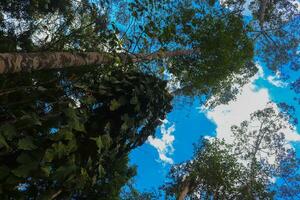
[214,190,220,200]
[177,183,190,200]
[247,119,266,198]
[258,0,269,26]
[50,189,62,199]
[0,49,195,74]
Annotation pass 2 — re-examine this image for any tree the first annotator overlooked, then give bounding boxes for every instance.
[165,106,300,200]
[164,138,245,200]
[0,0,107,52]
[231,105,300,199]
[0,67,172,199]
[276,148,300,199]
[223,0,300,87]
[120,179,161,200]
[0,49,199,73]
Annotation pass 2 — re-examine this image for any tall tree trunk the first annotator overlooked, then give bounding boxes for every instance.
[258,0,269,27]
[177,184,190,200]
[0,49,195,74]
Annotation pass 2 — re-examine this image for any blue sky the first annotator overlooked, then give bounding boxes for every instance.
[130,98,216,190]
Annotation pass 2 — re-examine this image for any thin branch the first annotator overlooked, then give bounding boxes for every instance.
[51,189,62,200]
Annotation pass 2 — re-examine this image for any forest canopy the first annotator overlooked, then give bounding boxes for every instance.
[0,0,299,199]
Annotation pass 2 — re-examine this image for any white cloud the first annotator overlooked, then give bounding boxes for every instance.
[201,64,300,144]
[220,0,300,16]
[292,0,300,11]
[148,120,175,164]
[199,63,300,172]
[163,70,181,93]
[220,0,253,16]
[256,63,264,77]
[266,71,287,88]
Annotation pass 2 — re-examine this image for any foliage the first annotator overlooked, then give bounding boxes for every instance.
[223,0,300,92]
[0,0,119,53]
[0,1,174,198]
[0,67,172,199]
[107,0,257,107]
[164,138,246,200]
[165,106,300,199]
[231,105,300,199]
[166,11,255,100]
[276,149,300,199]
[120,179,161,200]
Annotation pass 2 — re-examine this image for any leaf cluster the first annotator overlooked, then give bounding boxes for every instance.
[0,67,172,199]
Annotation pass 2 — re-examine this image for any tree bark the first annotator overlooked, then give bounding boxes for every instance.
[258,0,269,26]
[50,189,62,199]
[0,49,195,74]
[177,183,190,200]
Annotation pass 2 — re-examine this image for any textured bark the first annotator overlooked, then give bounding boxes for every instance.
[0,52,114,74]
[258,0,269,26]
[177,184,189,200]
[50,189,62,200]
[132,49,195,63]
[0,49,196,74]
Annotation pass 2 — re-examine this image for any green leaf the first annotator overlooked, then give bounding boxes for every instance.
[18,137,37,150]
[121,122,128,131]
[80,168,89,178]
[12,162,38,178]
[17,153,32,164]
[130,96,139,105]
[5,175,19,185]
[66,139,77,153]
[118,96,127,106]
[52,128,74,141]
[41,166,51,177]
[82,95,96,105]
[64,108,85,132]
[39,192,54,200]
[11,166,28,178]
[52,142,68,159]
[53,165,76,181]
[0,165,9,180]
[109,99,121,111]
[101,134,111,148]
[74,122,85,132]
[31,114,42,125]
[20,114,42,126]
[64,108,77,119]
[98,164,105,178]
[121,114,134,128]
[87,156,92,169]
[0,124,16,141]
[44,149,54,162]
[91,136,103,150]
[134,104,140,112]
[0,134,9,149]
[73,122,85,132]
